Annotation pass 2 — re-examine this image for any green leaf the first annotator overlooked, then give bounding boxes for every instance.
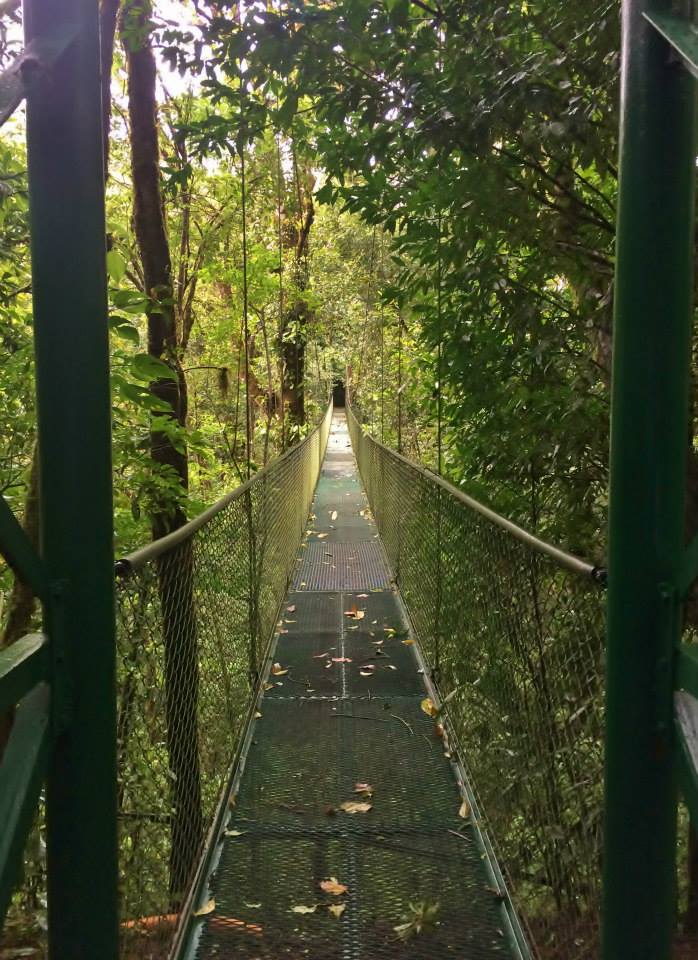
[109,315,140,345]
[106,249,127,283]
[130,353,177,383]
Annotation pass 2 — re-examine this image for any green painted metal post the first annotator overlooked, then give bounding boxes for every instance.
[603,0,697,957]
[23,1,119,956]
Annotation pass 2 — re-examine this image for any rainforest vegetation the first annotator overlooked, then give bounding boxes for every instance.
[0,0,662,954]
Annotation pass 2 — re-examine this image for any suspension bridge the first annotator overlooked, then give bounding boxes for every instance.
[3,1,698,959]
[109,400,605,960]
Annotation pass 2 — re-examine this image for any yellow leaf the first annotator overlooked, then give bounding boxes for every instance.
[328,904,346,919]
[224,829,245,837]
[255,711,263,719]
[271,662,288,676]
[320,877,348,896]
[194,898,215,917]
[421,697,438,718]
[402,638,415,645]
[331,510,338,520]
[317,532,328,539]
[339,800,372,814]
[291,904,317,914]
[459,798,471,819]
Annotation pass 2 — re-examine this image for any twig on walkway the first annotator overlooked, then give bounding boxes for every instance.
[331,714,389,723]
[390,714,414,735]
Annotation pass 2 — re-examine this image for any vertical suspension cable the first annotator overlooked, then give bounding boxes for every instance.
[239,73,257,685]
[397,313,403,454]
[276,125,286,452]
[433,23,445,683]
[380,233,385,443]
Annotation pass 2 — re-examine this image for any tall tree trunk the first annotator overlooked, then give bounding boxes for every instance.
[121,0,202,907]
[279,147,314,433]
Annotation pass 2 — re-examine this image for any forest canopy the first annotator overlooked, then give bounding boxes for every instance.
[0,0,619,640]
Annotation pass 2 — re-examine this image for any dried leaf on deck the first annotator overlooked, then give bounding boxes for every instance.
[271,662,288,676]
[320,878,348,896]
[194,899,216,917]
[339,800,372,814]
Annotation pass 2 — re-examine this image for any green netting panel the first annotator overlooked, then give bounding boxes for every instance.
[113,404,332,959]
[347,404,606,960]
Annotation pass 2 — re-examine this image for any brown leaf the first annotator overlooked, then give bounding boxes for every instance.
[339,800,372,815]
[354,782,373,796]
[332,657,352,663]
[286,604,296,613]
[320,878,348,896]
[459,798,471,819]
[271,662,288,676]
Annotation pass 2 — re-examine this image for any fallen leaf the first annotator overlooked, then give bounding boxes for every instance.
[320,878,348,896]
[421,697,438,718]
[194,899,216,917]
[313,651,330,658]
[357,593,369,598]
[339,800,372,814]
[354,782,373,796]
[224,829,245,837]
[459,798,471,819]
[263,682,274,691]
[328,904,346,919]
[291,904,317,915]
[317,533,328,539]
[332,657,352,663]
[255,711,263,719]
[286,605,296,613]
[402,638,415,645]
[344,605,365,620]
[244,902,262,909]
[271,662,288,676]
[331,510,338,520]
[359,669,374,677]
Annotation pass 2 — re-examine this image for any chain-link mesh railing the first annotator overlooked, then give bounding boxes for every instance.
[114,402,331,959]
[347,403,606,960]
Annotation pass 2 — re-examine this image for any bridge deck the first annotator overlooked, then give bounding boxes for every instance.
[192,411,515,960]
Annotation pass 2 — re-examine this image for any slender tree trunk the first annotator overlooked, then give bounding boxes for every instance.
[280,147,314,433]
[122,0,202,906]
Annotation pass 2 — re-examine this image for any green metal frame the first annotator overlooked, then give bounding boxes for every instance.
[0,0,118,956]
[604,1,697,958]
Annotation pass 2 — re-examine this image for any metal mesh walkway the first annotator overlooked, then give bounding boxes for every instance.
[191,411,520,960]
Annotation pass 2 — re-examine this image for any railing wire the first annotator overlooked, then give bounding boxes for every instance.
[347,403,606,960]
[114,402,332,959]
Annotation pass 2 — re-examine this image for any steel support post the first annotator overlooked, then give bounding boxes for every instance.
[603,0,697,957]
[23,1,118,956]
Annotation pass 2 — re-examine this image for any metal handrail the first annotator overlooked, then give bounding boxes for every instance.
[346,402,602,582]
[116,402,333,575]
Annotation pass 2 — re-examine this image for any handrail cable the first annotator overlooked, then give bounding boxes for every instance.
[347,402,600,581]
[115,405,331,574]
